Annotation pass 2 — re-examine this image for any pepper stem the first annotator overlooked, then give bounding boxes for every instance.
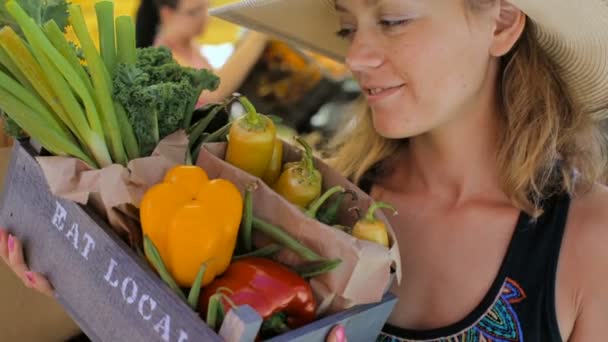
[295,136,315,176]
[306,185,345,218]
[263,312,290,336]
[237,95,261,127]
[364,201,398,222]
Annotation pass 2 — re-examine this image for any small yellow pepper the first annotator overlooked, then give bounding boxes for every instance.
[140,165,243,287]
[272,137,321,208]
[225,96,277,178]
[262,138,283,185]
[352,202,397,248]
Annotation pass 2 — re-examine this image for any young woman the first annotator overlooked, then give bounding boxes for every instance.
[3,1,608,341]
[135,0,268,105]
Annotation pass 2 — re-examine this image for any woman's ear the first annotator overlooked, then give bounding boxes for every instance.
[490,2,526,57]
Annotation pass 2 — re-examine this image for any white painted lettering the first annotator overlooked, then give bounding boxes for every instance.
[121,277,138,304]
[80,233,95,260]
[65,223,80,250]
[153,314,171,342]
[177,330,189,342]
[138,294,157,320]
[104,258,119,288]
[52,202,67,231]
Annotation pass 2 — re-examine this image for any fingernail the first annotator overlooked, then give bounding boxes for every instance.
[335,325,346,342]
[25,271,35,285]
[7,234,14,253]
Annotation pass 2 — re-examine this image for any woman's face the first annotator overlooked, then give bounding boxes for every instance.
[161,0,210,39]
[336,0,504,139]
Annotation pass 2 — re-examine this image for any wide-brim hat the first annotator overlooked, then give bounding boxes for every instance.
[210,0,608,119]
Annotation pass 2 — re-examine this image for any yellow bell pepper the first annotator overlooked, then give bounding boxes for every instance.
[140,165,243,287]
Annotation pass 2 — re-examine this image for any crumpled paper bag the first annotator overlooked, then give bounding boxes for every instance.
[197,141,402,312]
[35,131,190,248]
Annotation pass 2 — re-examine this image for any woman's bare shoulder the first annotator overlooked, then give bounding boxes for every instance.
[560,183,608,340]
[568,182,608,238]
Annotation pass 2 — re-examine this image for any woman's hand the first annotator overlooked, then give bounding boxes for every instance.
[326,325,347,342]
[0,227,54,296]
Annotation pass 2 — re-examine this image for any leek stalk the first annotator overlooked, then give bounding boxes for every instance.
[0,87,96,167]
[69,3,127,165]
[95,1,117,75]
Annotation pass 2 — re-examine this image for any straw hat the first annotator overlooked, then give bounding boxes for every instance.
[210,0,608,119]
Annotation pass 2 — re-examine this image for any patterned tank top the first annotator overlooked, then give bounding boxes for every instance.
[359,176,568,342]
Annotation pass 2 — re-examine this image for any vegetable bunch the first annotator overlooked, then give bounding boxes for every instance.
[140,164,341,339]
[223,111,398,248]
[0,0,219,168]
[113,46,219,157]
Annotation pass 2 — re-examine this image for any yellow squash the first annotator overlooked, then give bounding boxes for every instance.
[140,165,243,287]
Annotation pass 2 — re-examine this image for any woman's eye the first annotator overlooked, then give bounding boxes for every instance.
[379,19,409,28]
[335,27,355,39]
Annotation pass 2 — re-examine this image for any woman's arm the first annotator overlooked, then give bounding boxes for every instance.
[199,31,268,104]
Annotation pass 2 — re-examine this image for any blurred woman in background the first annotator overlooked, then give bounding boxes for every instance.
[135,0,268,105]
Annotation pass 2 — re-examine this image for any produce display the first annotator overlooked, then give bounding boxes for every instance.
[0,0,400,340]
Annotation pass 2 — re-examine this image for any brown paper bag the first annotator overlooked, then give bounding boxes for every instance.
[197,141,402,311]
[35,131,190,248]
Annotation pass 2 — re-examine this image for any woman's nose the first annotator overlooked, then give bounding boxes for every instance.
[344,33,384,72]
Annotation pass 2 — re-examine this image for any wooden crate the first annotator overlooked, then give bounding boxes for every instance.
[0,141,398,342]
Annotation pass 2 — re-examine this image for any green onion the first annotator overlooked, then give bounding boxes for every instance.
[0,44,34,93]
[69,3,127,166]
[0,27,74,133]
[114,101,140,160]
[6,1,113,167]
[95,1,117,75]
[0,87,96,167]
[115,15,136,65]
[42,20,94,95]
[0,69,72,141]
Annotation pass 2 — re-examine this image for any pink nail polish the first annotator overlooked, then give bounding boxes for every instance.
[7,234,14,253]
[25,271,35,285]
[335,325,346,342]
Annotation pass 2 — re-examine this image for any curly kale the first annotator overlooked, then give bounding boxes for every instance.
[113,46,220,157]
[156,79,194,138]
[135,46,174,70]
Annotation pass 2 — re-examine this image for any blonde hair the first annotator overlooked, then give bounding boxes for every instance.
[325,14,608,218]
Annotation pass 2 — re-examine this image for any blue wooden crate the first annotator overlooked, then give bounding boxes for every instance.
[0,141,398,342]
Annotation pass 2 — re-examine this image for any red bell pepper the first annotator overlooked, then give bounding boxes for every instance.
[199,257,316,335]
